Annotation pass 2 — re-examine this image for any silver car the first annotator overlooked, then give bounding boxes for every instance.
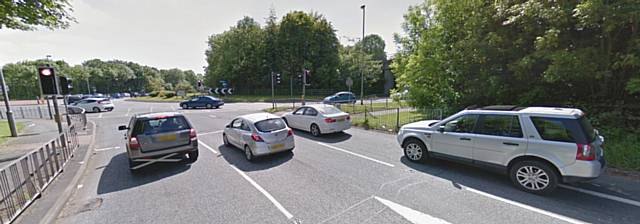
[118,112,199,172]
[397,106,605,194]
[223,113,294,161]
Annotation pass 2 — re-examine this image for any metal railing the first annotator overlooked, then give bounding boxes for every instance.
[0,106,52,120]
[346,103,444,132]
[0,124,80,224]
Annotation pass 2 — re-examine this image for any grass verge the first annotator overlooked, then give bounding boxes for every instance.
[351,111,428,132]
[600,128,640,171]
[0,121,25,145]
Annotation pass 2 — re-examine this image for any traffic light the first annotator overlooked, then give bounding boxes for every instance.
[59,76,72,95]
[296,74,303,85]
[303,69,311,85]
[276,73,281,84]
[197,80,203,88]
[38,66,58,95]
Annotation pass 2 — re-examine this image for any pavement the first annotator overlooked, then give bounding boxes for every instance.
[45,100,640,224]
[0,119,61,168]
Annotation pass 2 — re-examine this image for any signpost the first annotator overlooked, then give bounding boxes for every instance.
[0,68,17,137]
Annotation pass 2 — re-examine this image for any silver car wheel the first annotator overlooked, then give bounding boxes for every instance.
[516,166,550,191]
[244,146,253,161]
[405,143,423,161]
[311,124,320,136]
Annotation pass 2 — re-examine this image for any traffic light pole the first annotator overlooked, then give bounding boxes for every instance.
[51,95,66,147]
[0,68,18,137]
[302,71,306,106]
[271,72,275,109]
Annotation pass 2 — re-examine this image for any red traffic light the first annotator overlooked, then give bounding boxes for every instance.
[39,68,53,76]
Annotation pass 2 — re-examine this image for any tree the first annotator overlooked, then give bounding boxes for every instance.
[356,34,386,61]
[0,0,76,30]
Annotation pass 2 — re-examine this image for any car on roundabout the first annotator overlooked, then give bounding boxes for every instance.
[179,96,224,109]
[281,104,351,137]
[223,113,294,161]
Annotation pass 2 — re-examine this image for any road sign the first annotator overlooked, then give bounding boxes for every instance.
[214,88,220,94]
[176,90,186,97]
[346,77,353,87]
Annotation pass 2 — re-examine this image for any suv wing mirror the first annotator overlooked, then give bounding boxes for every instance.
[118,125,128,131]
[438,125,445,133]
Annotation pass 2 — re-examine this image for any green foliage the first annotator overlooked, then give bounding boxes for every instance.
[0,0,76,30]
[393,0,640,112]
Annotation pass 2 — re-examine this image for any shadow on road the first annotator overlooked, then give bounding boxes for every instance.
[399,156,639,224]
[292,130,352,143]
[218,145,292,172]
[97,153,191,194]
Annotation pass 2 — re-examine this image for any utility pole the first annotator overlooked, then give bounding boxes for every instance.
[86,78,91,94]
[0,68,18,137]
[290,74,294,108]
[271,72,275,109]
[360,4,366,105]
[302,70,306,106]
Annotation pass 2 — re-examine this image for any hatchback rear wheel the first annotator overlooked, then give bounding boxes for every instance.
[93,107,100,113]
[510,160,558,194]
[244,145,254,162]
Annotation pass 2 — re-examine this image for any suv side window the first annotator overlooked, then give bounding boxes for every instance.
[293,108,306,115]
[304,108,318,116]
[476,115,523,138]
[444,114,479,133]
[531,117,576,143]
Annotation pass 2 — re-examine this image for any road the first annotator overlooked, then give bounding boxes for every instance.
[55,100,640,224]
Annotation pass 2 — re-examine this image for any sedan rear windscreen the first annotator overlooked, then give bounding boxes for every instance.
[254,118,286,132]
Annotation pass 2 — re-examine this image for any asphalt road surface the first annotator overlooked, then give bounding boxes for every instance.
[55,99,640,224]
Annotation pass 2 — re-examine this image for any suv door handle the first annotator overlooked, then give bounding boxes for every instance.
[459,137,471,141]
[503,142,519,146]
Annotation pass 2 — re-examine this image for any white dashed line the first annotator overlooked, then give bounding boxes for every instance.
[374,196,450,224]
[199,130,223,136]
[208,114,217,118]
[230,165,294,220]
[198,140,218,154]
[317,142,395,167]
[98,113,103,118]
[149,107,153,112]
[94,146,120,152]
[559,184,640,207]
[462,185,588,224]
[125,108,131,116]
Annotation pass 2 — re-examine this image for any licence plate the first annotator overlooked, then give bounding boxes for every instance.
[157,134,177,142]
[271,143,285,150]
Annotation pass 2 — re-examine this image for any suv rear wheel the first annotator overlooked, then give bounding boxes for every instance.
[509,160,558,194]
[403,138,428,162]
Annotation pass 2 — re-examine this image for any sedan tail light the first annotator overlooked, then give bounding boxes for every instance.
[129,137,140,150]
[251,133,264,142]
[576,143,595,161]
[324,118,336,123]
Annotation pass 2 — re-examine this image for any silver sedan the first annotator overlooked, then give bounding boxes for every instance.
[223,113,294,161]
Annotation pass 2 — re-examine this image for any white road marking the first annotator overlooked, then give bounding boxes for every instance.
[170,105,176,111]
[28,123,36,127]
[374,196,450,224]
[94,146,120,152]
[560,184,640,208]
[199,130,223,136]
[125,108,131,116]
[462,185,588,224]
[198,140,218,154]
[77,184,83,189]
[149,107,153,112]
[317,142,395,167]
[98,112,103,118]
[230,165,294,220]
[208,114,217,118]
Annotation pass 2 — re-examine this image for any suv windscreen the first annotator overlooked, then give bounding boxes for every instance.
[531,117,591,144]
[132,116,190,136]
[255,118,286,132]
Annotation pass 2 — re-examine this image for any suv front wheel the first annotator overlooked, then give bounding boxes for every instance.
[403,138,428,162]
[509,160,558,194]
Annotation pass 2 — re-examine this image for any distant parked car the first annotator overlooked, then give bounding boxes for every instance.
[323,91,356,104]
[118,112,199,172]
[282,104,351,137]
[223,113,294,161]
[67,106,85,114]
[396,105,606,194]
[123,93,131,97]
[179,96,224,109]
[66,95,83,104]
[71,98,114,113]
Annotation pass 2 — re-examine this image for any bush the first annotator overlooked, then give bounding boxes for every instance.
[163,91,176,98]
[149,91,159,97]
[600,128,640,171]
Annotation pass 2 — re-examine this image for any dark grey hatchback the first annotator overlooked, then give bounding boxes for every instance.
[118,112,199,172]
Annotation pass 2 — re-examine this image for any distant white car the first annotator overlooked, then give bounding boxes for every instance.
[282,104,351,136]
[71,98,114,113]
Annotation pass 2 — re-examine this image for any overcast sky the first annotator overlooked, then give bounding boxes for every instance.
[0,0,422,73]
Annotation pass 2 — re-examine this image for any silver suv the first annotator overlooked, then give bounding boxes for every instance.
[397,106,605,194]
[118,112,199,172]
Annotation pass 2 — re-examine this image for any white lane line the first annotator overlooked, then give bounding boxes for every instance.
[199,130,223,136]
[170,105,176,111]
[94,146,120,152]
[374,196,450,224]
[230,165,294,220]
[98,112,103,118]
[317,142,395,167]
[198,140,218,154]
[125,108,131,116]
[208,114,217,118]
[149,107,153,112]
[560,184,640,208]
[462,185,588,224]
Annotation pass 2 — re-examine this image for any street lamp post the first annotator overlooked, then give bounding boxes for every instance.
[0,68,18,137]
[360,4,366,105]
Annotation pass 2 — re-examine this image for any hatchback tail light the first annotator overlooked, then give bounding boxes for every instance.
[189,128,197,141]
[287,128,293,137]
[324,118,336,123]
[129,137,140,150]
[576,143,595,161]
[251,133,264,142]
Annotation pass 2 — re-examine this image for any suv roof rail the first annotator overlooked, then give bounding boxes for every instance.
[479,105,526,111]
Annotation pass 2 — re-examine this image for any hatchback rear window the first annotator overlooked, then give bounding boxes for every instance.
[254,118,286,132]
[132,116,190,136]
[531,117,590,144]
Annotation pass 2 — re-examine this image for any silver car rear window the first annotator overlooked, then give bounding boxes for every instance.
[133,116,190,135]
[254,118,286,132]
